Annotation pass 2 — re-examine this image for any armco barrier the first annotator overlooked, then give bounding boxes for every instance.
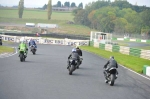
[120,46,130,55]
[90,41,150,60]
[147,40,150,43]
[1,35,89,46]
[140,50,150,60]
[143,65,150,77]
[129,48,141,57]
[94,42,99,48]
[99,43,105,50]
[89,41,94,46]
[105,44,112,52]
[136,39,141,42]
[112,45,120,52]
[112,37,150,43]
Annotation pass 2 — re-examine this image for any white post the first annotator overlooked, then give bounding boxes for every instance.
[90,31,93,41]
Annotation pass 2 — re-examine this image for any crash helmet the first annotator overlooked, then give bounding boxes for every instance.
[20,39,25,43]
[76,46,79,49]
[72,48,76,52]
[110,56,114,59]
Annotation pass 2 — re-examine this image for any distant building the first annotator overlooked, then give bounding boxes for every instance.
[52,7,78,12]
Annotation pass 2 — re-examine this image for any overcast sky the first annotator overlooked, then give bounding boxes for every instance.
[0,0,150,7]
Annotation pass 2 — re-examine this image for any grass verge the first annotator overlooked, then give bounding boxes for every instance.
[0,46,14,54]
[80,46,150,73]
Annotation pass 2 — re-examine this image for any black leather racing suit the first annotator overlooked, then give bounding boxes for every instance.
[67,52,80,68]
[76,48,82,56]
[104,58,118,69]
[103,58,118,79]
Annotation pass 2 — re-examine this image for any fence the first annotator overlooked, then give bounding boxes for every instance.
[112,37,150,43]
[1,35,89,46]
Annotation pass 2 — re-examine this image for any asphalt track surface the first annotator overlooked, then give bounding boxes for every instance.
[0,43,150,99]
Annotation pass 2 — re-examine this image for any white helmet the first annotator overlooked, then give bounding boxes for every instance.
[20,38,25,43]
[72,48,76,52]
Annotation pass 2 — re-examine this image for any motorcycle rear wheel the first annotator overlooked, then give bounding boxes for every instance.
[109,74,115,86]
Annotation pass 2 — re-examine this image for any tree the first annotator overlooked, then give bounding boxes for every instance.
[88,10,97,29]
[42,4,47,10]
[47,0,52,20]
[71,2,76,7]
[57,1,61,7]
[140,9,150,27]
[18,0,24,18]
[74,9,90,26]
[78,3,83,9]
[64,2,70,7]
[111,0,131,10]
[114,18,128,33]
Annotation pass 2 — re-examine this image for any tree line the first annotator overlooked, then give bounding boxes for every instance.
[42,1,83,10]
[73,0,150,38]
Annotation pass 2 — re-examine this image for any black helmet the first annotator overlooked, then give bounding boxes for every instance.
[76,46,79,49]
[110,56,114,59]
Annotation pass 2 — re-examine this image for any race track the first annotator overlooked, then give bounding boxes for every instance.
[0,43,150,99]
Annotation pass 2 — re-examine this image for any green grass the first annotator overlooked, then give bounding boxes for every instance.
[0,46,14,54]
[0,8,94,35]
[80,46,150,73]
[0,8,74,21]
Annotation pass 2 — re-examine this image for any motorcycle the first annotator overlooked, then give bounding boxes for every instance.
[19,48,26,62]
[104,67,118,86]
[68,59,78,75]
[30,45,36,55]
[76,57,83,69]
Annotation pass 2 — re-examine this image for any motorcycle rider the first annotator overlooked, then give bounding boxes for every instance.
[76,46,82,56]
[29,38,37,51]
[67,48,80,69]
[103,56,118,81]
[18,39,28,57]
[76,46,83,65]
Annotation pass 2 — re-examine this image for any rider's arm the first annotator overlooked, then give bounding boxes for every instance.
[33,41,36,45]
[104,60,109,68]
[116,62,118,68]
[25,44,28,50]
[18,44,21,49]
[28,41,30,46]
[80,50,82,56]
[68,54,71,59]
